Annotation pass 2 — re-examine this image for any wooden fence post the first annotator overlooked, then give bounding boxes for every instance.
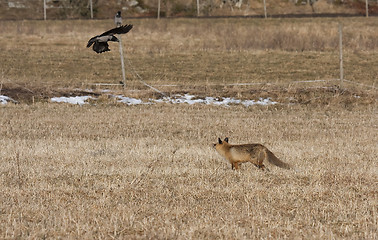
[339,23,344,88]
[197,0,200,17]
[263,0,267,18]
[115,12,126,88]
[89,0,93,19]
[158,0,161,19]
[43,0,46,20]
[365,0,369,17]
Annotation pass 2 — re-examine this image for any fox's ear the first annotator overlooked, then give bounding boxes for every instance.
[218,138,222,144]
[224,137,229,143]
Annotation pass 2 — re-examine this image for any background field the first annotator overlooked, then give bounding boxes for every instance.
[0,18,377,239]
[0,18,377,104]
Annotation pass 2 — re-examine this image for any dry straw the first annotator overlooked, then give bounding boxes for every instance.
[1,103,377,239]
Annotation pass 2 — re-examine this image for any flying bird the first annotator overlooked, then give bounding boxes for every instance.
[86,24,133,53]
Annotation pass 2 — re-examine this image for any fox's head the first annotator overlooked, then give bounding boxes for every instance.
[214,137,230,156]
[213,137,229,148]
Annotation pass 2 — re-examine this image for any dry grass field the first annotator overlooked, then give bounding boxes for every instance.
[0,18,377,103]
[0,18,377,239]
[1,104,377,239]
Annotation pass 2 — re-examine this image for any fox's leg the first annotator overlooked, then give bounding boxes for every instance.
[257,151,266,170]
[253,163,265,170]
[257,164,265,170]
[232,162,239,170]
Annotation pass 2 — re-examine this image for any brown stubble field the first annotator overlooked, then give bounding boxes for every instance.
[0,17,377,239]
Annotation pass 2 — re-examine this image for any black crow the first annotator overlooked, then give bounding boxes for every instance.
[87,24,133,54]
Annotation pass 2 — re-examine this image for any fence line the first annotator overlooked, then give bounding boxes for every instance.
[149,79,375,89]
[151,79,337,87]
[2,0,378,20]
[339,23,344,88]
[84,78,376,92]
[125,57,167,97]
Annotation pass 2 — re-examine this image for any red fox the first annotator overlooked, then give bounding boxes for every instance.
[213,137,290,170]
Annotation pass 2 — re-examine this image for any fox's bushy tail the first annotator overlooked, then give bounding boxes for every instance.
[266,150,291,169]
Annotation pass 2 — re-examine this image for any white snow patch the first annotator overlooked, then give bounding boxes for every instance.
[49,94,278,107]
[50,96,92,105]
[114,95,145,105]
[242,98,277,106]
[129,0,139,6]
[8,2,26,8]
[151,94,277,106]
[0,95,16,105]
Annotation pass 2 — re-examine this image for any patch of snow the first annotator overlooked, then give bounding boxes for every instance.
[49,94,278,107]
[211,97,242,106]
[155,94,206,105]
[8,2,26,8]
[114,95,145,105]
[129,0,139,7]
[151,94,277,106]
[50,96,92,105]
[0,95,16,105]
[0,95,10,104]
[242,98,277,106]
[135,6,147,13]
[73,88,94,93]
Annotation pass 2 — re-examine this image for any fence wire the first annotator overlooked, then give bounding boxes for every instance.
[1,0,378,20]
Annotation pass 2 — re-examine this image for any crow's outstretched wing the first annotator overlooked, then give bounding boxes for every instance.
[99,24,133,37]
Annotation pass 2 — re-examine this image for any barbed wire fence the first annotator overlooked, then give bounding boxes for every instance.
[1,0,378,20]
